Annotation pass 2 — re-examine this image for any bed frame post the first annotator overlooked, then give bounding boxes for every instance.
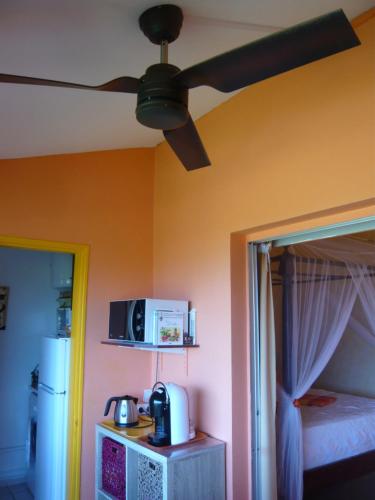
[279,248,294,392]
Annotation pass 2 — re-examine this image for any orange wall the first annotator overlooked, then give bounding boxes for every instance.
[153,17,375,499]
[0,148,155,500]
[0,13,374,500]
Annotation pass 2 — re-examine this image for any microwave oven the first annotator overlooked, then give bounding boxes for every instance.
[108,298,189,345]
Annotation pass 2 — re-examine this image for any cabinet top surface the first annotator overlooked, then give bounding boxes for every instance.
[97,421,225,459]
[100,417,153,439]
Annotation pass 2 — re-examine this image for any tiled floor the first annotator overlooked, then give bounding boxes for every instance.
[0,483,33,500]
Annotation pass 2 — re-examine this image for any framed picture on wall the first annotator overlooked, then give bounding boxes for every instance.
[0,286,9,330]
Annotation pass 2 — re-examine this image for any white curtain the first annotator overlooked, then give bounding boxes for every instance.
[259,250,277,500]
[277,250,358,500]
[349,272,375,345]
[300,237,375,347]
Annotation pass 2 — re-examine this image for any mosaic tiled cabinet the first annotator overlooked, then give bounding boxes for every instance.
[96,423,225,500]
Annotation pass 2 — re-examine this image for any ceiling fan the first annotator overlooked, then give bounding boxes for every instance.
[0,4,360,171]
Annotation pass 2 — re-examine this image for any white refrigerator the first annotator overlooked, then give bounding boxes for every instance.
[35,336,71,500]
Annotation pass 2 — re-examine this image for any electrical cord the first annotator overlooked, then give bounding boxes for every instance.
[155,351,160,384]
[133,416,153,429]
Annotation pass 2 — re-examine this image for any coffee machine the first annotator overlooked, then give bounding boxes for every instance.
[148,382,190,447]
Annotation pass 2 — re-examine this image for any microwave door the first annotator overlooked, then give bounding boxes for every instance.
[127,300,145,342]
[127,300,136,341]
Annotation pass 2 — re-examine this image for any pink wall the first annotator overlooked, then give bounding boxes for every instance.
[0,149,155,499]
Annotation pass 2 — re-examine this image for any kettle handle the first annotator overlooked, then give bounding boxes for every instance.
[104,396,120,416]
[125,395,138,405]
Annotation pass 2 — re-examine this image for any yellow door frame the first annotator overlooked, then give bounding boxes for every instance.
[0,234,89,500]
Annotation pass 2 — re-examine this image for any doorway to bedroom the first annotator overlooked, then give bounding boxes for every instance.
[249,217,375,500]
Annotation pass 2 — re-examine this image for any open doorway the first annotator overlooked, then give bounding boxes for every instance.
[249,216,375,500]
[0,247,73,499]
[0,236,88,500]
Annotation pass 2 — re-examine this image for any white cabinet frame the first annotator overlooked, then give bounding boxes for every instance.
[95,424,225,500]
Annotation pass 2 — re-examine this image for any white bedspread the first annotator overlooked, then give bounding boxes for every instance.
[301,388,375,470]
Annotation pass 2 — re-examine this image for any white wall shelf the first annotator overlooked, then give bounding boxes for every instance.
[101,340,199,354]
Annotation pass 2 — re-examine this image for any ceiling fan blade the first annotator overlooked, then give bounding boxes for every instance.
[0,74,140,93]
[163,116,210,171]
[174,9,360,93]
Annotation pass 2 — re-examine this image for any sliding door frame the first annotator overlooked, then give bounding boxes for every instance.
[0,234,89,500]
[248,215,375,500]
[248,242,261,500]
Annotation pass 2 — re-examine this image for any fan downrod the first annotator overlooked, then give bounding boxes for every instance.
[139,4,183,45]
[136,5,187,131]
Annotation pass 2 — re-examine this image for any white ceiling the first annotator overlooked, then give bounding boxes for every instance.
[0,0,372,159]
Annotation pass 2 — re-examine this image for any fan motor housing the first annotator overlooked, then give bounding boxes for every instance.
[136,64,188,131]
[139,5,183,45]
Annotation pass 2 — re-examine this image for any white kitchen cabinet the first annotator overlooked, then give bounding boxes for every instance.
[95,422,225,500]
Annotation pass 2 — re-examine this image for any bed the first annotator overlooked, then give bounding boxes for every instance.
[302,388,375,496]
[273,241,375,500]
